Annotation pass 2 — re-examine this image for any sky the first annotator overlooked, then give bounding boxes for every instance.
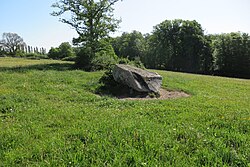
[1,0,250,51]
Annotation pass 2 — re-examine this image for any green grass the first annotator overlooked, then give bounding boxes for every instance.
[0,57,249,166]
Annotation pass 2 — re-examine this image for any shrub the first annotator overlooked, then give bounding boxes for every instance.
[48,42,76,60]
[90,42,118,71]
[47,47,60,59]
[13,50,25,57]
[118,57,145,69]
[90,52,118,71]
[58,42,75,58]
[74,46,92,71]
[75,40,118,71]
[74,39,145,71]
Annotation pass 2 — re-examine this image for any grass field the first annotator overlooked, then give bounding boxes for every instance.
[0,57,249,166]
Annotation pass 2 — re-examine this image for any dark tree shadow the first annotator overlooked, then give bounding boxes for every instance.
[0,63,74,72]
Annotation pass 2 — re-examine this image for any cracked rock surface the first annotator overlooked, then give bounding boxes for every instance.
[112,64,162,93]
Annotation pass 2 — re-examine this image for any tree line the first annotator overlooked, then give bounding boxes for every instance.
[51,0,249,78]
[0,32,46,57]
[1,0,249,79]
[111,20,250,78]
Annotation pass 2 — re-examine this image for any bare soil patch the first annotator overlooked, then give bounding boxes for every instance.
[116,88,190,100]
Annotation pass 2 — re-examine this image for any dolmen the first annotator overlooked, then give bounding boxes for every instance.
[112,64,162,93]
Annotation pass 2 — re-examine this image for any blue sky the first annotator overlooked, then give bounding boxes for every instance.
[1,0,250,51]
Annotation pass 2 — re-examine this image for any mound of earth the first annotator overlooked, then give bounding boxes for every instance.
[116,88,190,100]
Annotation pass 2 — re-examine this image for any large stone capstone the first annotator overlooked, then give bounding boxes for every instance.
[112,64,162,93]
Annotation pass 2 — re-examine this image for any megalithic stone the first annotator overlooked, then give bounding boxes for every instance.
[112,64,162,93]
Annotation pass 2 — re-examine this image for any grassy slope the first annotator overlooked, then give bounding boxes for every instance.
[0,57,249,166]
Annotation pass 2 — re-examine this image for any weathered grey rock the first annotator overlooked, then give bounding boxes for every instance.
[112,64,162,93]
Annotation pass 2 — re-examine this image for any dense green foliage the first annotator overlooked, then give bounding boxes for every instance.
[211,32,250,78]
[0,58,249,166]
[52,0,121,68]
[112,31,146,60]
[112,19,250,78]
[51,1,249,78]
[75,40,118,71]
[145,20,212,74]
[48,42,75,60]
[90,41,118,71]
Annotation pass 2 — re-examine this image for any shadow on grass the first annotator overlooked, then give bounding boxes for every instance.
[0,63,74,72]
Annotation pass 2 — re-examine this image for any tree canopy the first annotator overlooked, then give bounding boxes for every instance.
[110,19,249,78]
[112,31,146,60]
[52,0,121,54]
[50,1,249,78]
[211,32,250,78]
[141,19,212,73]
[0,32,26,55]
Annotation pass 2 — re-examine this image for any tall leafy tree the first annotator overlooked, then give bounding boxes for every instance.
[177,20,211,73]
[144,19,212,73]
[51,0,121,59]
[112,30,146,60]
[212,32,250,78]
[0,32,26,55]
